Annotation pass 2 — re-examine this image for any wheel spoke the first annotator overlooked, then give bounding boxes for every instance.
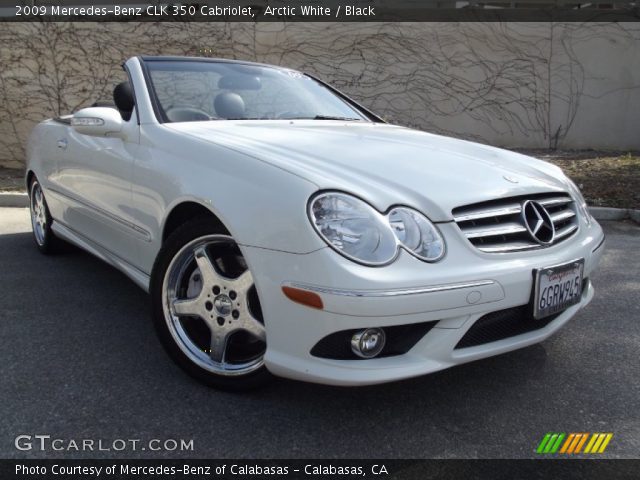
[232,269,253,295]
[193,246,220,287]
[172,297,201,317]
[209,329,230,363]
[240,313,266,342]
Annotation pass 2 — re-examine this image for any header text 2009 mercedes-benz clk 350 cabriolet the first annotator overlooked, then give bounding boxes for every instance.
[26,56,604,390]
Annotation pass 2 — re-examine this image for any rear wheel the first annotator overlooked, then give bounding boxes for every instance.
[151,217,271,390]
[29,178,59,254]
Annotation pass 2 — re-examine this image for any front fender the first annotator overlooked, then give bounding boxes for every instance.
[133,124,326,273]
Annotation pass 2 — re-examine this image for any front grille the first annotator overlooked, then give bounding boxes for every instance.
[310,322,438,360]
[455,277,588,349]
[452,192,579,253]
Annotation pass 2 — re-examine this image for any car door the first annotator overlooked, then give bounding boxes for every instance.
[52,108,143,268]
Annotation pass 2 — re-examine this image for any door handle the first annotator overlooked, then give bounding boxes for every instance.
[57,139,68,150]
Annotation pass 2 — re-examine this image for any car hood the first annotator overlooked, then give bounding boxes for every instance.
[165,121,569,222]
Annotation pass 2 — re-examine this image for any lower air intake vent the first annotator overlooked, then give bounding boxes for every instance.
[455,278,587,349]
[455,306,561,349]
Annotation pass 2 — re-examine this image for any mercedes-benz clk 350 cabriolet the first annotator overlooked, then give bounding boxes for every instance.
[26,56,605,390]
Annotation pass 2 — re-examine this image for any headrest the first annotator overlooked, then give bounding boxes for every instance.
[113,82,134,120]
[214,92,245,119]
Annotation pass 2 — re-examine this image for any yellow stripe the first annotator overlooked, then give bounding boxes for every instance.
[584,433,599,453]
[597,434,613,453]
[560,434,575,453]
[567,434,582,454]
[590,434,606,453]
[574,433,589,453]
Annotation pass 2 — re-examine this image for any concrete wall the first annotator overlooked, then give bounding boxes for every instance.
[1,22,639,169]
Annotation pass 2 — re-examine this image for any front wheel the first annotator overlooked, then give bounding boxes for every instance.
[150,217,271,390]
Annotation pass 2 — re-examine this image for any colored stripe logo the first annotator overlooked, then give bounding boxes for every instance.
[536,433,613,454]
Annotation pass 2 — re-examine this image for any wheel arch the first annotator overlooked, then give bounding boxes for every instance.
[162,200,230,243]
[26,170,36,192]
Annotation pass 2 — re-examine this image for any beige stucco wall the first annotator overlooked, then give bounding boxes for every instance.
[1,22,639,169]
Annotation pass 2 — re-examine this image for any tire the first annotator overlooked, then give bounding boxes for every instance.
[29,178,61,254]
[150,216,272,390]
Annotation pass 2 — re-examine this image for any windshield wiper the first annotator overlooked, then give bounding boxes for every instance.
[312,115,363,121]
[224,117,271,120]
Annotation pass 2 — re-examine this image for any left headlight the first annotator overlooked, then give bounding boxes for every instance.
[308,192,445,266]
[308,192,398,265]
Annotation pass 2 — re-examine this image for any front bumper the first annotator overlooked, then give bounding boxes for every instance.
[242,219,605,386]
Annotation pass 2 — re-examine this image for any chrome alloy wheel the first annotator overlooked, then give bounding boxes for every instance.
[30,181,47,246]
[162,235,266,376]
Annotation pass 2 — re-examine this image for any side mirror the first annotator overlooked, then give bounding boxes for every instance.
[71,107,124,138]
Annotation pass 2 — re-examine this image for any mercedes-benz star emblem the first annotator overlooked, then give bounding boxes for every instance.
[214,294,233,316]
[521,200,555,245]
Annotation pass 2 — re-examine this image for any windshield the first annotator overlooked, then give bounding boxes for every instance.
[144,60,370,123]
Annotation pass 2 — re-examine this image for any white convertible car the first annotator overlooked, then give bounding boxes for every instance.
[27,56,605,389]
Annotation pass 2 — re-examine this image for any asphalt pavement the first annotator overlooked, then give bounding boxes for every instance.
[1,208,638,459]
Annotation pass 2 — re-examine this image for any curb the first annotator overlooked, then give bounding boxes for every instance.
[0,192,28,208]
[588,206,628,221]
[589,206,640,224]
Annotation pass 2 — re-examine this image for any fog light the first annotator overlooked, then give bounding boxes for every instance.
[351,328,386,358]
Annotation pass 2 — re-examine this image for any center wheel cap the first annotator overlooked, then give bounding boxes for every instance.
[213,294,233,317]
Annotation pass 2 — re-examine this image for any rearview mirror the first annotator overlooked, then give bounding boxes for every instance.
[71,107,124,138]
[218,75,262,91]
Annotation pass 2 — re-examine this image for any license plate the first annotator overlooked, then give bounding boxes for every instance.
[533,259,584,319]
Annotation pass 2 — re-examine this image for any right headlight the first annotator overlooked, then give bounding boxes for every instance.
[308,192,445,266]
[387,207,446,262]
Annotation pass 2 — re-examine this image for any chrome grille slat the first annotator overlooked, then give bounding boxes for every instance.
[550,210,576,222]
[452,192,579,253]
[453,204,522,222]
[539,197,572,207]
[479,243,544,253]
[464,222,527,239]
[555,223,579,240]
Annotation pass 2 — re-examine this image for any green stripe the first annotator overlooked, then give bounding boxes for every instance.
[537,433,552,454]
[550,433,566,453]
[544,434,559,453]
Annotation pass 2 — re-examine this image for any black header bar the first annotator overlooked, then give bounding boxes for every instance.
[1,1,639,22]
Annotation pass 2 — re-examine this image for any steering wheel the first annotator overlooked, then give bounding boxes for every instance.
[166,106,213,122]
